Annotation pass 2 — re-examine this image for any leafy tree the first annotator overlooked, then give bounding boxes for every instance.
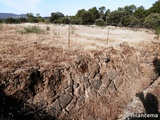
[146,0,160,15]
[99,6,106,20]
[36,13,44,22]
[75,9,93,25]
[88,7,100,22]
[124,5,137,15]
[106,10,125,26]
[27,13,34,23]
[60,17,70,24]
[5,17,15,24]
[95,18,106,26]
[0,19,3,23]
[134,6,146,19]
[129,16,141,27]
[75,9,86,18]
[70,16,80,24]
[155,28,160,40]
[105,9,111,16]
[81,11,93,25]
[99,6,106,14]
[50,12,64,23]
[27,13,38,23]
[18,18,27,23]
[144,13,160,29]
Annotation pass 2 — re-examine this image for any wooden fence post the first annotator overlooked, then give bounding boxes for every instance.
[68,17,71,50]
[107,28,109,45]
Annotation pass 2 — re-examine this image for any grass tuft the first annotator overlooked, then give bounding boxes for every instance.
[19,26,45,34]
[0,24,3,31]
[46,26,50,31]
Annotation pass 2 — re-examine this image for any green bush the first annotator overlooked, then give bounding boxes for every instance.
[46,26,50,31]
[155,28,160,40]
[20,26,44,34]
[129,17,141,28]
[60,17,70,24]
[95,18,106,26]
[0,24,3,31]
[5,17,15,24]
[144,13,160,29]
[0,19,3,23]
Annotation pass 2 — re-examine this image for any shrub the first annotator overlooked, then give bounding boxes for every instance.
[0,19,3,23]
[129,17,141,28]
[95,18,106,26]
[46,26,50,31]
[19,26,44,34]
[0,24,2,31]
[144,13,160,29]
[5,17,15,24]
[18,18,27,23]
[155,28,160,40]
[60,17,70,24]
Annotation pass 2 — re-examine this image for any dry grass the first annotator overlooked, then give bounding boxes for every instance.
[0,24,156,72]
[3,23,155,52]
[0,24,159,120]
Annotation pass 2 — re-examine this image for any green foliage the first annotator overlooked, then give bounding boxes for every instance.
[106,11,125,26]
[20,26,44,34]
[95,18,106,26]
[53,19,61,24]
[27,13,36,23]
[81,11,93,25]
[0,19,3,23]
[50,12,64,23]
[36,13,44,22]
[0,24,3,31]
[70,17,82,24]
[75,9,86,18]
[144,13,160,29]
[146,0,160,15]
[18,18,27,23]
[5,17,16,24]
[134,6,146,19]
[75,9,95,24]
[99,6,106,20]
[88,7,100,21]
[60,17,70,24]
[46,26,50,31]
[48,1,160,30]
[155,28,160,40]
[129,16,141,27]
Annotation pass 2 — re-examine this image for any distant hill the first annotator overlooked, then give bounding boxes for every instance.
[0,13,27,19]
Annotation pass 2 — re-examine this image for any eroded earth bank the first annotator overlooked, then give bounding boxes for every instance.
[0,25,160,120]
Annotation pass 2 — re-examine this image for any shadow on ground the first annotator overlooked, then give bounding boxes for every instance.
[0,85,55,120]
[125,92,159,120]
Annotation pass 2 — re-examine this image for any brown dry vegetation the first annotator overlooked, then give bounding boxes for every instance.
[0,24,159,120]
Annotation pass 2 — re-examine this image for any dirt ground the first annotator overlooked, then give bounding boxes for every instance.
[8,23,156,51]
[0,24,159,120]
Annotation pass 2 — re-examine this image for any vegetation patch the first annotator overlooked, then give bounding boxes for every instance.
[95,18,106,26]
[19,26,45,34]
[0,24,3,31]
[155,28,160,40]
[46,26,50,31]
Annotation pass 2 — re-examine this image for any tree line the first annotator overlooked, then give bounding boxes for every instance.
[1,0,160,30]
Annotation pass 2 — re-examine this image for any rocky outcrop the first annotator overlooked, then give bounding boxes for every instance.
[0,42,160,120]
[118,78,160,120]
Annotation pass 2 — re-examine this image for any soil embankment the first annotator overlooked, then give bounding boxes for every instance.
[0,25,159,120]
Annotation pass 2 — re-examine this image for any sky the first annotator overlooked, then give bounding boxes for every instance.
[0,0,158,17]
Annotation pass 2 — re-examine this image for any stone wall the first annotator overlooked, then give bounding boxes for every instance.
[0,42,160,120]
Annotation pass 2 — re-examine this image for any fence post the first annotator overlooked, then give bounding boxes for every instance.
[107,28,109,45]
[68,17,71,50]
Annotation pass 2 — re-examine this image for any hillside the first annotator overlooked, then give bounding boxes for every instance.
[0,24,159,120]
[0,13,27,19]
